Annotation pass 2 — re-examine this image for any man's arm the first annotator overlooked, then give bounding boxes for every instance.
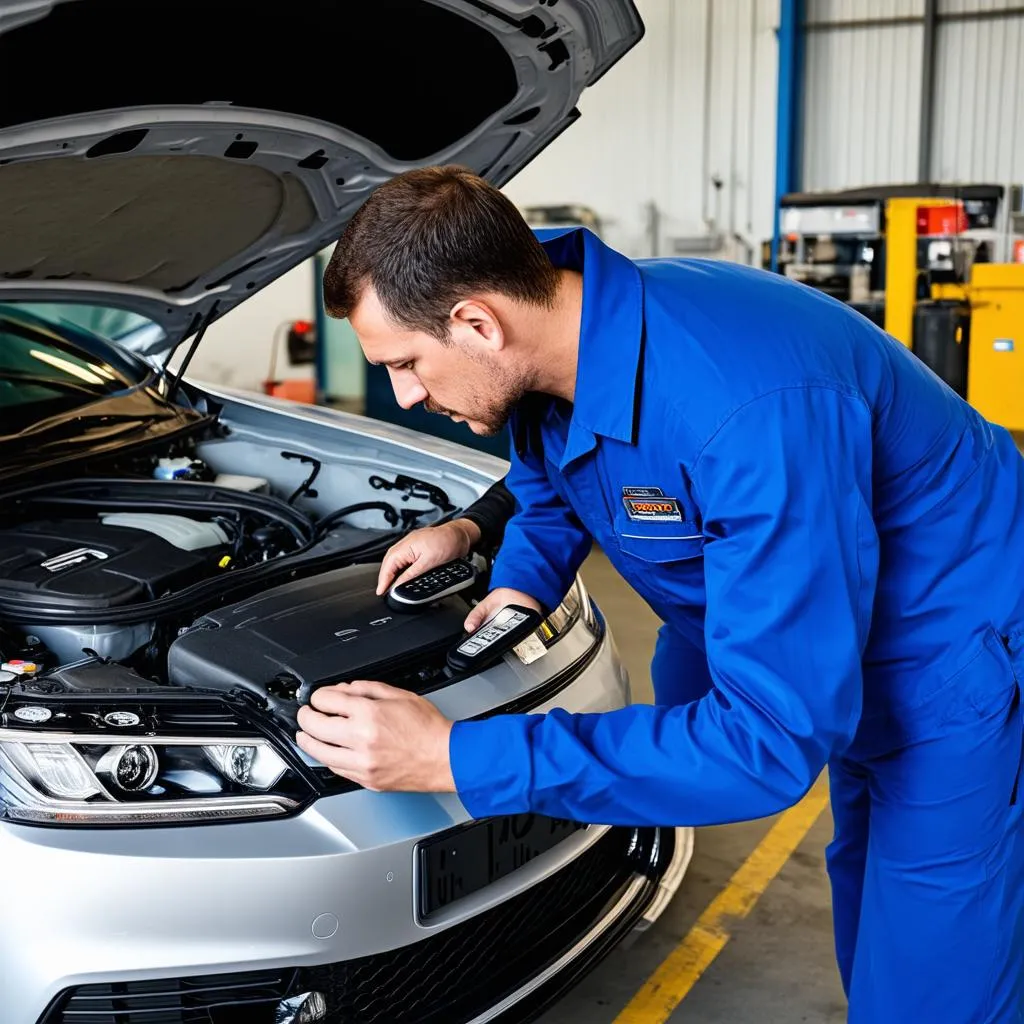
[486,440,593,615]
[450,386,880,825]
[376,477,514,594]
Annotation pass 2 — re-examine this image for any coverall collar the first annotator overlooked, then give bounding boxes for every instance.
[521,227,644,470]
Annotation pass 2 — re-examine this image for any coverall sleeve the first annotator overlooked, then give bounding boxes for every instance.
[650,624,715,707]
[487,443,592,614]
[449,386,880,825]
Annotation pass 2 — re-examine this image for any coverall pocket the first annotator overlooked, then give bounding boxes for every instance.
[1009,680,1023,805]
[985,627,1024,806]
[612,517,705,564]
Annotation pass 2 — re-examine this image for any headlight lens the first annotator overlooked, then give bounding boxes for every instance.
[96,744,160,793]
[503,576,599,668]
[537,576,598,644]
[574,575,599,632]
[0,700,311,826]
[6,742,102,801]
[203,743,288,789]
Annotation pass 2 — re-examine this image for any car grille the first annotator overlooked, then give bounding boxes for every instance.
[38,970,302,1024]
[40,827,652,1024]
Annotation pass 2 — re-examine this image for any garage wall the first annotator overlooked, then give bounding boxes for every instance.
[801,0,925,190]
[502,0,781,262]
[801,0,1024,193]
[931,3,1024,186]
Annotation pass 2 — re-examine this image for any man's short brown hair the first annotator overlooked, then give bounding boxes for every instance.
[322,166,560,339]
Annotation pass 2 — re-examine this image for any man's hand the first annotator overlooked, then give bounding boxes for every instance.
[375,520,481,595]
[295,680,456,792]
[464,587,543,633]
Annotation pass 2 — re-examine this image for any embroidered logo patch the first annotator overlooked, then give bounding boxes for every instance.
[622,496,683,522]
[621,486,664,497]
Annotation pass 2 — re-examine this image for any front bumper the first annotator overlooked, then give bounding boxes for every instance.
[38,825,692,1024]
[1,625,693,1024]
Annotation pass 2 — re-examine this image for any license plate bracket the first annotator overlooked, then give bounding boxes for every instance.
[417,813,585,919]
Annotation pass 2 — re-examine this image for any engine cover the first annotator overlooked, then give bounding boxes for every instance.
[167,564,469,711]
[0,520,217,612]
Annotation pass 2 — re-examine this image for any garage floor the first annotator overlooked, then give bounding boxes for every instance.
[538,550,847,1024]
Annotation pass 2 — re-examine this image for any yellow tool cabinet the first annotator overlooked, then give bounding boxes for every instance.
[966,264,1024,431]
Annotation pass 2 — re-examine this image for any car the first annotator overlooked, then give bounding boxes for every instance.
[0,1,692,1022]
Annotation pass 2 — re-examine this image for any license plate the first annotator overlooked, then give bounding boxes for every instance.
[417,814,585,918]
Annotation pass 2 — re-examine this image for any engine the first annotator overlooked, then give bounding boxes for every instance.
[0,515,231,663]
[167,563,469,724]
[0,457,482,730]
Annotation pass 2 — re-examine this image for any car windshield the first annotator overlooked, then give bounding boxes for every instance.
[0,305,154,429]
[13,303,159,344]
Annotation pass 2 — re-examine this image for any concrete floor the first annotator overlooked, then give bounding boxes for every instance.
[539,550,848,1023]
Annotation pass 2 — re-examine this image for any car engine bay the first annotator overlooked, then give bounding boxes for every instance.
[0,428,494,736]
[0,405,594,826]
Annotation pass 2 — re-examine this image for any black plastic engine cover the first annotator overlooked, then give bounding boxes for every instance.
[0,520,213,611]
[167,563,468,707]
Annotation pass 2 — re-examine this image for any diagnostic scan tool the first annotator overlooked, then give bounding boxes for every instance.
[446,604,544,673]
[386,558,478,612]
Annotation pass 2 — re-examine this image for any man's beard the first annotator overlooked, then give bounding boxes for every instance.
[423,360,530,436]
[423,397,514,436]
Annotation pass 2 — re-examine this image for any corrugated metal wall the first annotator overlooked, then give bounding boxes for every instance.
[931,4,1024,185]
[802,0,925,190]
[802,0,1024,195]
[941,0,1024,13]
[502,0,780,261]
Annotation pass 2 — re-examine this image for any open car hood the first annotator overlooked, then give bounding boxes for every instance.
[0,0,642,361]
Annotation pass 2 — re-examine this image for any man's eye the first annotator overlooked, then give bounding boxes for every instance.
[396,361,414,371]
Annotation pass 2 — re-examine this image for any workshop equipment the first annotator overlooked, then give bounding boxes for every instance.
[882,196,969,350]
[777,184,1024,430]
[262,318,317,404]
[883,200,1024,429]
[912,297,971,398]
[778,196,887,326]
[964,264,1024,429]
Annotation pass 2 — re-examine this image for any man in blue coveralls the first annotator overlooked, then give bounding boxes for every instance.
[299,166,1024,1021]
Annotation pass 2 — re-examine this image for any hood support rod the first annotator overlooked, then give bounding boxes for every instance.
[164,301,220,402]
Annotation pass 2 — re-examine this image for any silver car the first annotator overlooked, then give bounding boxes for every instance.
[0,2,692,1021]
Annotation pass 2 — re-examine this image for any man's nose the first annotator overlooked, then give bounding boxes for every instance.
[389,368,427,410]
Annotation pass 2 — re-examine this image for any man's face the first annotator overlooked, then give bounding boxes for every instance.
[349,287,528,436]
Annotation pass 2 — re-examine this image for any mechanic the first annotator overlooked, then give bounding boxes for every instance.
[298,166,1024,1022]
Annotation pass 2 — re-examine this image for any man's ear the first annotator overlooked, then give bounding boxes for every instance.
[449,299,505,353]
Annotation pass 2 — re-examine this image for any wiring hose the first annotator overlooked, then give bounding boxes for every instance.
[313,501,402,538]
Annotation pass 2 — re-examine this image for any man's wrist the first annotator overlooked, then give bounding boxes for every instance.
[436,717,457,792]
[447,517,481,551]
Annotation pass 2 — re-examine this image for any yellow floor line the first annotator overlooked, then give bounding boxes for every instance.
[614,778,831,1024]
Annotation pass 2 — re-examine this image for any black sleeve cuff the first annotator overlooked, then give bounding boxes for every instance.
[458,476,515,550]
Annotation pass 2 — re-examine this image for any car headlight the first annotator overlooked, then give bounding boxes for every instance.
[0,697,311,826]
[501,575,600,669]
[537,575,599,643]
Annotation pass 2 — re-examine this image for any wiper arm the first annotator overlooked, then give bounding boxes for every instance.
[31,416,162,451]
[1,409,173,446]
[0,371,103,396]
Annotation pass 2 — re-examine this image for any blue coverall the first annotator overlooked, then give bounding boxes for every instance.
[448,227,1024,1022]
